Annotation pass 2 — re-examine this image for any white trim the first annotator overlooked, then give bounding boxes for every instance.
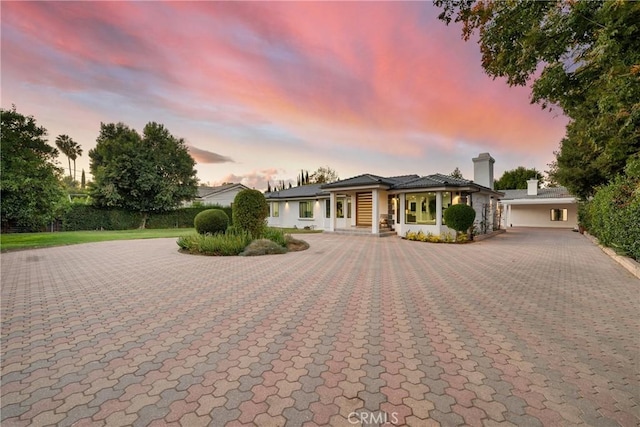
[500,197,576,206]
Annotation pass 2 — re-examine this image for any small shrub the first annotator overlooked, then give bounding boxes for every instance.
[262,227,287,247]
[177,231,251,256]
[240,239,288,256]
[194,209,229,235]
[443,204,476,235]
[233,189,269,238]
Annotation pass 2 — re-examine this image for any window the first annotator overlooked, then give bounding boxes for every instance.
[299,201,314,218]
[325,200,331,218]
[405,192,437,224]
[337,199,344,218]
[550,208,567,221]
[347,199,352,218]
[271,202,279,218]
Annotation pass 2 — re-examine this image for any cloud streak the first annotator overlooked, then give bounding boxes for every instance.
[187,145,234,164]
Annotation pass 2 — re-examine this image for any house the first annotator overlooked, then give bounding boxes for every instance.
[499,180,578,228]
[185,183,250,207]
[265,153,504,237]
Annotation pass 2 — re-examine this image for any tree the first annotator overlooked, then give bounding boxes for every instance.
[69,140,83,182]
[81,169,86,189]
[449,167,464,179]
[1,106,66,230]
[55,134,74,179]
[494,167,541,190]
[232,189,268,238]
[435,1,640,198]
[309,166,340,184]
[88,122,198,228]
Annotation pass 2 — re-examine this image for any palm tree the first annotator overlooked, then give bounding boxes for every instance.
[69,141,83,181]
[55,135,82,181]
[55,135,73,179]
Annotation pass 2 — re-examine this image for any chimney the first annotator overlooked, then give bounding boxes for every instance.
[527,179,538,196]
[472,153,495,189]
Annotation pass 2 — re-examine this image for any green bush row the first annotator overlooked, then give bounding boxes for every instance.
[582,157,639,261]
[61,204,233,231]
[177,226,289,256]
[177,230,253,256]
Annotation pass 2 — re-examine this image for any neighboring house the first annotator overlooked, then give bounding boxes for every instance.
[184,183,250,207]
[499,180,578,229]
[265,153,504,237]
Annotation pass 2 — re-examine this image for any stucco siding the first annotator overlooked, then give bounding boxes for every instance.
[267,199,327,230]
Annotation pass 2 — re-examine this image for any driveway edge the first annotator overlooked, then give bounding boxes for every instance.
[584,232,640,279]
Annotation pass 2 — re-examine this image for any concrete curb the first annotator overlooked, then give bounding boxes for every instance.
[584,232,640,280]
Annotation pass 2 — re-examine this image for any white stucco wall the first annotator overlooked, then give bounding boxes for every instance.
[267,199,328,230]
[506,203,577,228]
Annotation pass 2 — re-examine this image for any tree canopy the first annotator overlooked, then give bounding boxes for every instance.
[309,166,340,184]
[449,167,464,179]
[435,0,640,199]
[1,106,66,230]
[88,122,198,227]
[494,167,541,190]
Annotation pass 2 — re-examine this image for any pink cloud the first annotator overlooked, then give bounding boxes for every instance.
[2,2,568,185]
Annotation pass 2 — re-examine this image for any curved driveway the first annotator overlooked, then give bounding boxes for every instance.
[1,228,638,426]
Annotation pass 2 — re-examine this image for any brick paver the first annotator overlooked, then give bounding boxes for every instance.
[1,228,638,426]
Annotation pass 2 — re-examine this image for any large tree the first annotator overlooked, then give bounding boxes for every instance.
[1,106,66,230]
[309,166,340,184]
[435,0,640,199]
[88,122,198,228]
[494,167,541,190]
[55,134,74,179]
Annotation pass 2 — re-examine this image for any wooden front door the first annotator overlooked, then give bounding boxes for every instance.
[356,192,372,226]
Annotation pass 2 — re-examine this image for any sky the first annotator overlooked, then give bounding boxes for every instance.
[1,1,569,191]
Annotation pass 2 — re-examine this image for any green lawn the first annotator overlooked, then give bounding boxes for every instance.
[0,227,322,252]
[0,228,195,252]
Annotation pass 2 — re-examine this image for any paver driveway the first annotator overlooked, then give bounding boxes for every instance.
[1,228,638,426]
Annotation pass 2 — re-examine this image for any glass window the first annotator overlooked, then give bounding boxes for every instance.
[405,192,437,224]
[271,202,279,218]
[337,199,344,218]
[325,200,331,218]
[550,208,567,221]
[299,201,314,218]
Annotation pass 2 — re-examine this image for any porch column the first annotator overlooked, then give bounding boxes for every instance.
[436,192,443,229]
[329,192,336,232]
[372,189,379,234]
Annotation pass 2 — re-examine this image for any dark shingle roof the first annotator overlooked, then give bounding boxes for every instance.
[265,184,328,199]
[500,186,574,200]
[321,174,399,189]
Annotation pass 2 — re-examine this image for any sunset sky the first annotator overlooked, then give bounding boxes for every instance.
[2,1,568,190]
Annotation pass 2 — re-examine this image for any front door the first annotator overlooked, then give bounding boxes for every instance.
[356,192,372,226]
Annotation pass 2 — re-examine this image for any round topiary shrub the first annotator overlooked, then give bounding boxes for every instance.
[194,209,229,235]
[232,189,269,238]
[443,204,476,236]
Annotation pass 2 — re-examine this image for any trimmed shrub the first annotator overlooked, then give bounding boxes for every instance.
[232,189,269,238]
[177,231,252,256]
[240,239,288,256]
[194,209,229,235]
[443,204,476,235]
[61,205,140,230]
[285,235,309,252]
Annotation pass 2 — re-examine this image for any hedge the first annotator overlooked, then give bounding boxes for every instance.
[61,204,233,231]
[584,157,639,261]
